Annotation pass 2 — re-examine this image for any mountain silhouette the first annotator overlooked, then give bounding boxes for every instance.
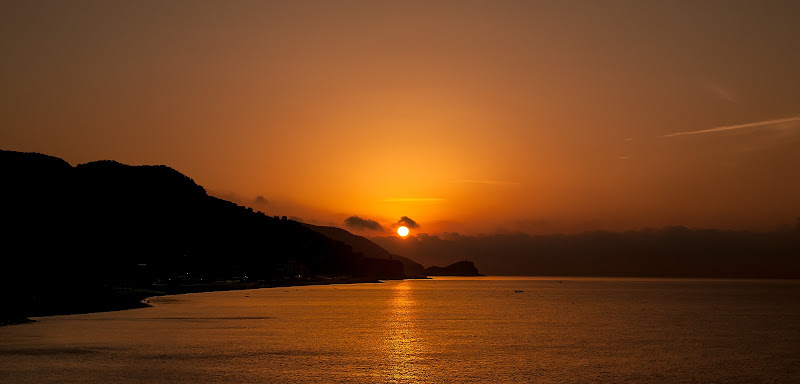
[0,149,410,322]
[306,224,425,277]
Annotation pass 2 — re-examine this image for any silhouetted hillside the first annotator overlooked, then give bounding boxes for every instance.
[307,224,425,277]
[424,261,482,276]
[372,227,800,278]
[0,149,406,322]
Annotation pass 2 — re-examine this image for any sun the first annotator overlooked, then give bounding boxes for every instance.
[397,226,409,237]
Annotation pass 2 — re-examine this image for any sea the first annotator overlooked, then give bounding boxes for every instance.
[1,277,799,383]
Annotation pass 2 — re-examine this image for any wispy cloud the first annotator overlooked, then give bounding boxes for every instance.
[704,82,737,103]
[661,116,800,138]
[454,179,520,185]
[382,197,444,203]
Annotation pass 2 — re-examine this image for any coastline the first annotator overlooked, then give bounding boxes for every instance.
[3,260,479,327]
[2,277,392,327]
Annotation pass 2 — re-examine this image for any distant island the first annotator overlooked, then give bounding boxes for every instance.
[1,149,482,325]
[424,261,483,276]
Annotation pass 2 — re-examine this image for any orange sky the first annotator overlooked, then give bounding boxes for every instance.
[2,1,799,235]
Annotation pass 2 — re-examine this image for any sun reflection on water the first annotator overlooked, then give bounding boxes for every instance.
[385,281,427,383]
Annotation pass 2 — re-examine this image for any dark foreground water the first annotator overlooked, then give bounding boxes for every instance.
[1,277,799,383]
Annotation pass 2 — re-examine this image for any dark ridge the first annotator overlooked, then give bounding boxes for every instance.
[0,149,72,170]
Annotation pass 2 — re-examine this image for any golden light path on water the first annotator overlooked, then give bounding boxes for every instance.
[386,280,426,382]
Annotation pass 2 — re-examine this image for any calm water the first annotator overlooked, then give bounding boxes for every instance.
[1,277,799,383]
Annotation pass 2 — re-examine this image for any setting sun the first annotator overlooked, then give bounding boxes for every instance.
[397,226,409,237]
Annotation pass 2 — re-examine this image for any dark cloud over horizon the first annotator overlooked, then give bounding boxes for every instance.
[397,216,419,229]
[345,215,384,231]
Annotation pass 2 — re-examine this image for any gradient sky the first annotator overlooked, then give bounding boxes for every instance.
[2,0,799,235]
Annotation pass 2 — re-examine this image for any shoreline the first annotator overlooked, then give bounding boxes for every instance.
[141,277,396,304]
[2,277,399,327]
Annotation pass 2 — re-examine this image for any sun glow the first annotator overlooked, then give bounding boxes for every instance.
[397,226,409,237]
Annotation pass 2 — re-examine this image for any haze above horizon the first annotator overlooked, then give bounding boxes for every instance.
[2,0,799,235]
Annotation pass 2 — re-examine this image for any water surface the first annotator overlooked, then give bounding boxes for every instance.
[2,277,799,383]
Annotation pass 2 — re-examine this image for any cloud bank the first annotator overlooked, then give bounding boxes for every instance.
[397,216,419,229]
[344,216,384,231]
[369,226,800,278]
